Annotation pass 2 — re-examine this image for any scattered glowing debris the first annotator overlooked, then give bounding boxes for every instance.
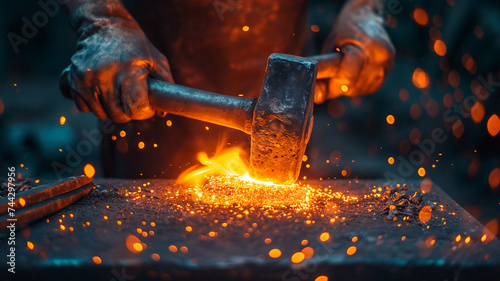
[301,247,314,258]
[169,245,178,253]
[151,253,160,261]
[413,8,428,25]
[19,198,26,207]
[487,114,500,136]
[346,246,357,255]
[419,205,432,223]
[388,157,395,165]
[455,234,461,242]
[433,40,447,56]
[412,68,429,89]
[471,102,485,123]
[84,164,95,178]
[418,167,426,177]
[465,236,471,244]
[386,115,395,124]
[420,178,432,193]
[138,142,145,149]
[269,249,281,258]
[126,235,143,254]
[92,256,102,265]
[291,252,305,263]
[489,168,500,189]
[320,232,330,242]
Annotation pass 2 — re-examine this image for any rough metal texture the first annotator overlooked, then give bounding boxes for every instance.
[251,54,317,184]
[1,179,499,281]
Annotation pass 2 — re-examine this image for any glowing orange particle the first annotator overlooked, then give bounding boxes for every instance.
[315,276,328,281]
[420,178,432,193]
[126,235,142,253]
[455,234,461,242]
[320,232,330,242]
[133,243,143,252]
[264,238,272,244]
[27,241,34,250]
[471,102,485,123]
[487,114,500,136]
[180,246,188,253]
[166,120,172,126]
[419,205,432,223]
[341,85,349,93]
[301,247,314,259]
[269,249,281,258]
[19,198,26,207]
[84,164,95,178]
[489,168,500,189]
[59,116,66,125]
[92,256,102,265]
[138,142,145,149]
[418,167,426,177]
[433,40,447,56]
[465,236,471,244]
[151,253,160,261]
[413,8,428,25]
[412,68,429,89]
[352,236,358,243]
[311,25,320,32]
[185,226,192,232]
[291,252,305,263]
[386,115,395,124]
[481,234,487,242]
[301,239,308,246]
[119,130,126,137]
[169,245,178,253]
[242,25,249,31]
[388,157,395,165]
[346,246,357,255]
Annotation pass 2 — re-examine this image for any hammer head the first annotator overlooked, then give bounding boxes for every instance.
[250,53,318,185]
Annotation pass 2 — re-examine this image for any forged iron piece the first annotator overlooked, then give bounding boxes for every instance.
[149,53,318,184]
[0,176,94,230]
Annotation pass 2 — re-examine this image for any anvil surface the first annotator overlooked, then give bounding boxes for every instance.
[1,179,499,281]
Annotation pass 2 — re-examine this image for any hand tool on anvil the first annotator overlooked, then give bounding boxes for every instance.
[149,53,341,185]
[0,176,94,230]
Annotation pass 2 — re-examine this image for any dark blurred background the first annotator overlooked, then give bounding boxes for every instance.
[1,0,499,235]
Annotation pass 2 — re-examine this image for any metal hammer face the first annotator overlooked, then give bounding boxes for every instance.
[250,54,318,184]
